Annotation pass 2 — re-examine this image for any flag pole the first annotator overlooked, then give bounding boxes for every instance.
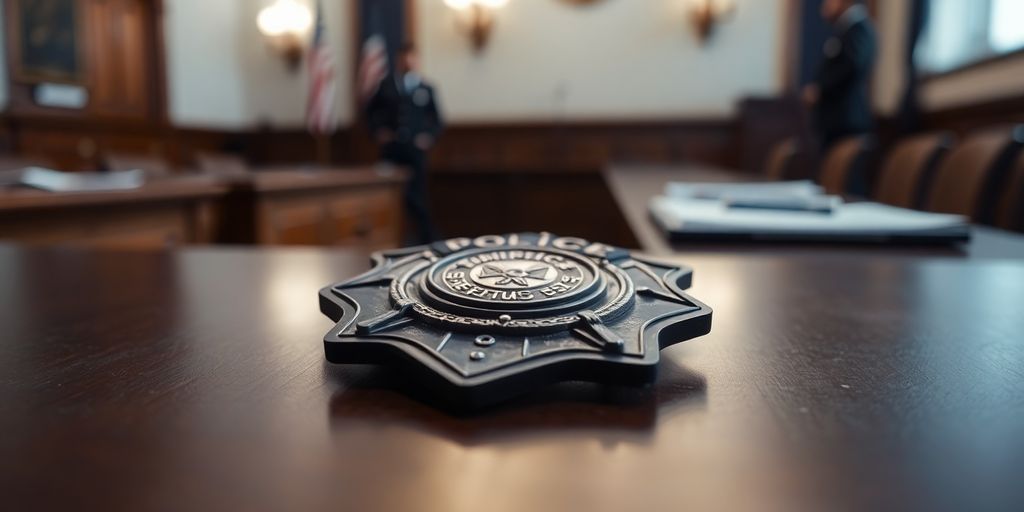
[307,0,336,168]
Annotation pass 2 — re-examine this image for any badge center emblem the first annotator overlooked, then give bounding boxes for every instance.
[425,248,600,312]
[471,261,554,288]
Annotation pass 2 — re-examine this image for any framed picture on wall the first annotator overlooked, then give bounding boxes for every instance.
[5,0,85,84]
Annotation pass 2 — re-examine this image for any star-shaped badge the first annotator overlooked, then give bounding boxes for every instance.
[320,232,712,408]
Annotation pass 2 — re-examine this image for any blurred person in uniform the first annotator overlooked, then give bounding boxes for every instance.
[368,43,444,245]
[802,0,877,150]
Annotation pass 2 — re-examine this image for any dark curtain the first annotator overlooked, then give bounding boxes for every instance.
[797,0,831,88]
[896,0,930,134]
[359,0,405,76]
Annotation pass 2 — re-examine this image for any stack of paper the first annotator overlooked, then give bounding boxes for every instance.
[19,167,144,192]
[650,181,970,244]
[665,180,824,200]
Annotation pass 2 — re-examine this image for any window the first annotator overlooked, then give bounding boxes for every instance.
[917,0,1024,74]
[989,0,1024,53]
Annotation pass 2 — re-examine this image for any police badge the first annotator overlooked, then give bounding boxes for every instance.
[320,233,712,408]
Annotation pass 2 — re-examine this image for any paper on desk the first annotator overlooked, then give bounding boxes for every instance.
[649,196,969,234]
[20,167,144,192]
[665,180,824,200]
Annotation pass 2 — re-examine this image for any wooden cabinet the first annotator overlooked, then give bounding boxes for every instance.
[84,0,156,119]
[3,0,164,122]
[223,169,407,250]
[2,0,167,170]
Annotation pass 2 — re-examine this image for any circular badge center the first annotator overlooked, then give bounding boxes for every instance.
[423,248,602,313]
[446,252,584,302]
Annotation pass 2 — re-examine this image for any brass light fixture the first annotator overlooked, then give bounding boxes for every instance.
[443,0,510,51]
[257,0,314,70]
[689,0,736,44]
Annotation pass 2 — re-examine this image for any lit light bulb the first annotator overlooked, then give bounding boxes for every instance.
[443,0,474,10]
[444,0,509,10]
[257,0,313,37]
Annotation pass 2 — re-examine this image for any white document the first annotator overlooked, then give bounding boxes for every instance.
[20,167,145,192]
[665,180,824,200]
[33,83,89,109]
[649,196,968,235]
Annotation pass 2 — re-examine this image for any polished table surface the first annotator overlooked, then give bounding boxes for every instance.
[605,164,1024,259]
[1,242,1023,512]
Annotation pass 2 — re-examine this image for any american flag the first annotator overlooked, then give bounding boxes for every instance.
[357,34,388,103]
[306,1,337,134]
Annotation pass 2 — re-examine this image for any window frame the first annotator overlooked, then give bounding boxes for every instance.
[920,46,1024,82]
[918,0,1024,81]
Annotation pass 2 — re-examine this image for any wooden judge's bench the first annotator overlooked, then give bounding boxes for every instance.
[0,168,407,250]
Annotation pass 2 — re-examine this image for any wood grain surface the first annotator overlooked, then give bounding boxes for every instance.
[1,242,1023,512]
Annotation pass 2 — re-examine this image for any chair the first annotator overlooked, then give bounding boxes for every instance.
[925,125,1024,223]
[763,137,803,181]
[818,135,875,196]
[873,132,953,209]
[995,151,1024,232]
[195,151,250,178]
[104,152,173,180]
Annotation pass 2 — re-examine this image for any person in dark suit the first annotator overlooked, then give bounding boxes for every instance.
[803,0,877,150]
[368,43,444,245]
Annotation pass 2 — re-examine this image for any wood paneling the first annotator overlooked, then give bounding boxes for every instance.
[921,94,1024,135]
[0,115,748,246]
[2,114,171,170]
[429,119,737,173]
[736,96,808,174]
[429,170,639,248]
[417,116,780,245]
[85,0,152,118]
[0,114,354,171]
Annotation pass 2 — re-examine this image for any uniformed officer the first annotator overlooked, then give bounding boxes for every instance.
[368,43,444,245]
[802,0,877,151]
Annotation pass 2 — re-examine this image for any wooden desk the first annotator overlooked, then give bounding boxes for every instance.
[0,177,225,248]
[2,244,1022,511]
[605,164,1024,258]
[220,168,407,250]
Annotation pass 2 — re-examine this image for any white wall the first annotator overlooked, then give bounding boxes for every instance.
[874,0,1024,114]
[164,0,353,129]
[873,0,907,116]
[0,2,8,111]
[3,0,786,127]
[416,0,785,123]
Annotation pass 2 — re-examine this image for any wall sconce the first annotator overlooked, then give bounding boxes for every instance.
[257,0,314,70]
[688,0,736,44]
[443,0,510,51]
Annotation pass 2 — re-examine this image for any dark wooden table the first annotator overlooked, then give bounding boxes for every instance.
[605,164,1024,259]
[2,243,1023,512]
